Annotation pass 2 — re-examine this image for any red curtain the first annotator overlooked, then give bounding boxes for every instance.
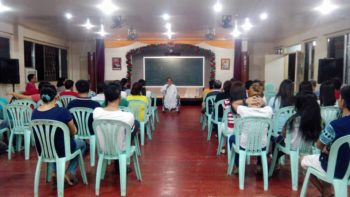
[234,39,242,81]
[95,39,105,85]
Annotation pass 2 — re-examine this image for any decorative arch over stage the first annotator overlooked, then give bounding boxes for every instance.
[125,43,216,84]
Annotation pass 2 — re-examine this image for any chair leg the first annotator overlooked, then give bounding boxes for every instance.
[90,136,96,167]
[95,156,104,196]
[140,122,145,146]
[8,132,14,160]
[24,130,31,160]
[150,113,155,131]
[290,151,299,191]
[333,180,347,197]
[217,135,224,156]
[119,153,127,196]
[207,117,212,141]
[201,116,207,131]
[134,135,141,156]
[261,153,269,191]
[227,137,231,164]
[102,159,107,180]
[146,122,152,140]
[78,152,88,184]
[46,163,52,183]
[155,110,159,123]
[34,157,43,197]
[56,158,66,197]
[300,169,311,197]
[133,153,142,181]
[238,151,247,190]
[227,148,236,175]
[268,146,279,177]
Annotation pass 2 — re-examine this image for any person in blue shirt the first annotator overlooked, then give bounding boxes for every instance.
[32,84,86,186]
[301,85,350,196]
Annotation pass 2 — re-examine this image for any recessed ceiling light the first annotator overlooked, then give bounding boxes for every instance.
[314,0,337,15]
[213,1,223,13]
[97,0,119,15]
[65,13,73,20]
[82,19,95,30]
[96,24,108,37]
[313,41,317,46]
[162,13,170,21]
[241,18,253,32]
[0,1,11,12]
[259,12,268,20]
[231,20,241,38]
[165,22,171,30]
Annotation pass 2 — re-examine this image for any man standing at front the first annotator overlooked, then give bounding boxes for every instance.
[161,77,178,112]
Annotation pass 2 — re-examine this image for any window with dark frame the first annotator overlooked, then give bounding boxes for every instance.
[304,41,315,81]
[0,37,10,59]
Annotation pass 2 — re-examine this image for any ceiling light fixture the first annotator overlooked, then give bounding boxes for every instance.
[162,13,170,21]
[314,0,337,15]
[0,1,11,12]
[231,20,241,38]
[213,0,223,13]
[164,31,174,39]
[259,12,268,20]
[82,19,95,30]
[313,41,317,46]
[165,22,171,30]
[97,0,119,15]
[96,24,108,37]
[242,18,253,32]
[65,13,73,20]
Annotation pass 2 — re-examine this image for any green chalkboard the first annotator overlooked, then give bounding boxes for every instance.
[144,57,204,86]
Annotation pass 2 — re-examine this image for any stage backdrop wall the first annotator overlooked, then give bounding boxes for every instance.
[104,41,234,98]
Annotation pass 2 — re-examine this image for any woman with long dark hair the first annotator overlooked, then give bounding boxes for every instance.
[268,79,294,113]
[319,80,336,106]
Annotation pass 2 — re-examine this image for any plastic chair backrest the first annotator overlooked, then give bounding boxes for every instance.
[272,106,296,134]
[325,135,350,181]
[205,95,216,116]
[234,117,273,154]
[321,106,340,125]
[69,107,94,137]
[222,107,239,133]
[151,93,157,109]
[0,98,8,120]
[264,83,275,92]
[12,99,37,109]
[213,100,225,122]
[128,100,148,122]
[95,100,105,107]
[30,119,71,160]
[93,119,132,158]
[59,96,76,108]
[119,106,131,112]
[37,99,63,108]
[6,104,32,129]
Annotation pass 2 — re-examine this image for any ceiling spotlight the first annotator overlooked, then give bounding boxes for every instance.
[231,20,241,38]
[314,0,337,15]
[313,41,317,46]
[242,18,253,32]
[82,19,95,30]
[96,24,108,37]
[0,1,11,12]
[213,0,223,13]
[65,13,73,20]
[164,31,174,39]
[259,12,268,20]
[165,22,171,30]
[97,0,119,15]
[162,13,170,21]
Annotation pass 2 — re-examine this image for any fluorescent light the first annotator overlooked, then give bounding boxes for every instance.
[96,24,108,37]
[213,1,222,13]
[260,12,268,20]
[242,18,253,32]
[231,20,241,38]
[314,0,337,15]
[97,0,119,15]
[82,19,95,30]
[162,13,170,21]
[165,22,171,30]
[0,1,11,12]
[65,13,73,20]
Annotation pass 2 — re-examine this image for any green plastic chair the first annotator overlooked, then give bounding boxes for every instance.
[150,93,160,124]
[272,106,296,136]
[321,106,340,126]
[264,83,276,104]
[37,99,63,108]
[128,100,152,146]
[300,135,350,197]
[227,117,273,191]
[264,83,275,92]
[147,96,155,131]
[12,99,37,109]
[59,96,76,108]
[93,119,142,196]
[0,100,9,141]
[6,104,32,160]
[69,107,96,167]
[208,100,225,141]
[202,95,216,131]
[30,119,88,197]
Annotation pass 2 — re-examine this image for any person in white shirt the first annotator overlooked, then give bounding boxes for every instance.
[93,83,139,173]
[161,77,178,111]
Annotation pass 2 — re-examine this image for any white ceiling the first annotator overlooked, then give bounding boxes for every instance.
[1,0,350,42]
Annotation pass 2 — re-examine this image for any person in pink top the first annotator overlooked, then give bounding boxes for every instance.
[9,81,51,102]
[24,74,39,95]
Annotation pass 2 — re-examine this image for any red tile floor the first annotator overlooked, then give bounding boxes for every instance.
[0,106,321,196]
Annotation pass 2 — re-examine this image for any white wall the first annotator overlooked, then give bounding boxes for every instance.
[68,41,95,82]
[265,55,285,91]
[248,41,275,80]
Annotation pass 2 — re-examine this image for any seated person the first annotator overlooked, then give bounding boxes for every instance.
[92,82,106,102]
[127,82,149,121]
[203,80,222,114]
[56,77,66,94]
[301,85,350,196]
[31,84,86,186]
[319,80,336,106]
[9,81,51,102]
[59,80,79,97]
[24,74,39,95]
[93,83,139,173]
[202,80,215,110]
[161,77,179,111]
[120,78,131,96]
[138,79,151,97]
[332,77,342,100]
[214,80,232,119]
[67,80,101,135]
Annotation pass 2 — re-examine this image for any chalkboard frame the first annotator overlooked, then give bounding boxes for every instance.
[143,56,205,87]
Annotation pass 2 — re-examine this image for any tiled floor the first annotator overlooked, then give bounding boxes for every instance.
[0,106,321,196]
